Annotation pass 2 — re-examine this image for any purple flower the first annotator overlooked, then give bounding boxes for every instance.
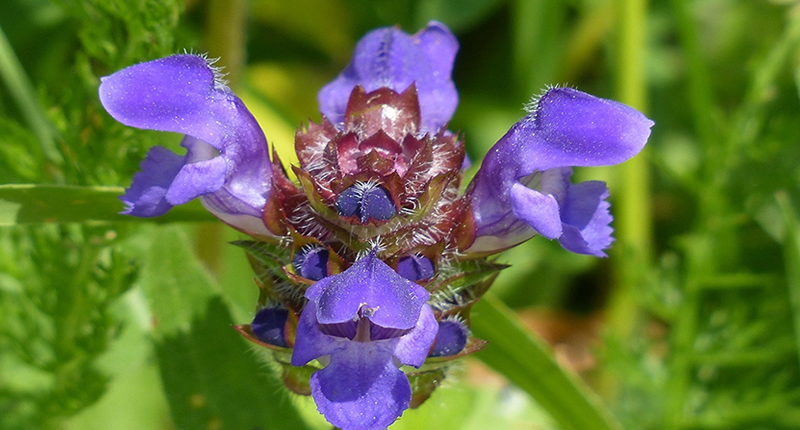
[99,55,272,235]
[291,252,438,430]
[467,87,654,256]
[318,21,459,133]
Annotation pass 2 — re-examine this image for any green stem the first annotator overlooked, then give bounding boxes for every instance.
[472,294,622,430]
[670,0,716,152]
[607,0,651,343]
[512,0,565,96]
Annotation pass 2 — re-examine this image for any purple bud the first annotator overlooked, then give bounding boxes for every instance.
[429,320,468,357]
[335,182,396,223]
[252,307,289,348]
[397,254,435,281]
[293,247,330,281]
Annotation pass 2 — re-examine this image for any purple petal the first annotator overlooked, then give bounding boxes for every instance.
[291,300,438,368]
[335,183,396,223]
[335,186,361,218]
[293,247,330,281]
[120,146,184,217]
[318,22,458,133]
[360,185,396,222]
[100,55,272,228]
[429,319,469,357]
[524,88,654,169]
[310,345,410,430]
[166,155,228,205]
[391,304,437,367]
[307,252,429,330]
[509,183,562,240]
[101,55,241,144]
[291,301,344,367]
[291,302,437,430]
[468,87,652,253]
[251,307,289,348]
[397,254,436,282]
[558,181,613,257]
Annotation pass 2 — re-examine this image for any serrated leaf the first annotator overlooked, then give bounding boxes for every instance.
[232,240,294,300]
[137,225,309,428]
[0,184,215,225]
[156,296,310,430]
[137,225,220,336]
[232,239,291,276]
[433,258,508,292]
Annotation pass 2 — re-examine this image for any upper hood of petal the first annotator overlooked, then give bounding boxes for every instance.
[318,22,459,133]
[306,252,430,330]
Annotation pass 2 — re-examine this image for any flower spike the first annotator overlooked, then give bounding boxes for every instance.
[102,21,653,430]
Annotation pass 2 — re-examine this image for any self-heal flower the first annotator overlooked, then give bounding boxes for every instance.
[99,55,272,235]
[102,20,653,430]
[467,87,654,256]
[291,252,437,430]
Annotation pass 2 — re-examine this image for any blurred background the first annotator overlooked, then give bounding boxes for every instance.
[2,0,800,429]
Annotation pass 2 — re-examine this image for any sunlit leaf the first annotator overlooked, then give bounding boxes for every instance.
[138,225,310,428]
[471,294,621,430]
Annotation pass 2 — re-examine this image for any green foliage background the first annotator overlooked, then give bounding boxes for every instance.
[2,0,800,429]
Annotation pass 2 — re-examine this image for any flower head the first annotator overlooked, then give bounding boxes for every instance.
[101,20,652,430]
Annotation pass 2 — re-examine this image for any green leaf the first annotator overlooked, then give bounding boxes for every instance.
[155,296,310,430]
[776,191,800,369]
[137,225,310,429]
[0,184,215,225]
[471,293,621,430]
[137,225,220,337]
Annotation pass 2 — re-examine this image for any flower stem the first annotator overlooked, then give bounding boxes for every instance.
[607,0,651,341]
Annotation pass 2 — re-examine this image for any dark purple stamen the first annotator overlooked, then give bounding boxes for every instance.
[252,307,289,348]
[397,254,435,281]
[429,320,468,357]
[335,183,396,223]
[293,247,329,281]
